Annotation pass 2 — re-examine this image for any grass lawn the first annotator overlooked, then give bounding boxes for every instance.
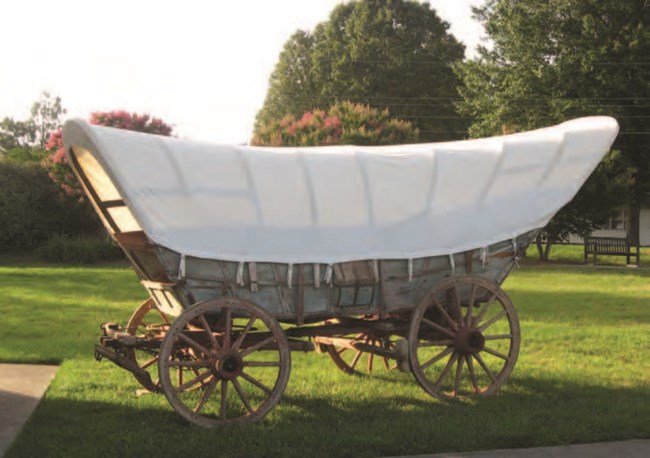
[1,260,649,457]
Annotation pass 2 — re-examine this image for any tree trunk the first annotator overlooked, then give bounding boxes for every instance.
[536,234,544,260]
[627,201,641,247]
[543,240,553,261]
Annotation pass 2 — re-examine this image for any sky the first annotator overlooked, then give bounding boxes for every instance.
[0,0,486,144]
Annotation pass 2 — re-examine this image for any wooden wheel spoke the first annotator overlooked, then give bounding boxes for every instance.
[431,298,458,330]
[477,309,508,332]
[178,332,212,357]
[223,307,232,350]
[175,370,212,392]
[194,378,217,413]
[465,284,477,325]
[418,339,454,347]
[434,352,459,390]
[220,379,228,420]
[466,355,479,393]
[382,356,390,370]
[451,285,463,324]
[422,317,455,338]
[350,350,363,370]
[367,349,374,373]
[482,346,509,360]
[337,347,347,355]
[473,353,496,383]
[452,354,464,396]
[244,360,281,368]
[232,378,254,414]
[484,334,512,341]
[140,355,159,369]
[240,335,276,358]
[241,371,273,395]
[198,314,221,353]
[474,295,496,324]
[421,346,454,370]
[232,317,256,352]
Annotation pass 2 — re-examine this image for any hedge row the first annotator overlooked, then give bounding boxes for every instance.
[0,161,103,252]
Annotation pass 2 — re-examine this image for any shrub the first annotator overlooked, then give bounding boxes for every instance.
[36,235,124,264]
[251,101,419,146]
[0,161,103,252]
[0,161,61,251]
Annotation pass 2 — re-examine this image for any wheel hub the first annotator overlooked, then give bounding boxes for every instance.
[454,327,485,354]
[213,352,244,380]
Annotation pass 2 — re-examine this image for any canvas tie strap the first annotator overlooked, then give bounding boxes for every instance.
[481,246,488,267]
[372,260,379,283]
[408,259,414,282]
[325,264,333,286]
[512,238,520,268]
[314,264,321,288]
[178,254,186,280]
[287,263,293,288]
[449,254,456,275]
[248,262,258,292]
[236,262,245,286]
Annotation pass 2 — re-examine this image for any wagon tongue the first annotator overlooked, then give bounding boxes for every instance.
[94,322,157,390]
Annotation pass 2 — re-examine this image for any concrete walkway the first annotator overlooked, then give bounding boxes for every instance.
[0,364,58,457]
[389,439,650,458]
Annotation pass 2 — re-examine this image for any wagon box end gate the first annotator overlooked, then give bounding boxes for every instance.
[61,116,619,427]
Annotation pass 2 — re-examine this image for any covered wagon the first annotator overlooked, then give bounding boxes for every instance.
[62,116,619,426]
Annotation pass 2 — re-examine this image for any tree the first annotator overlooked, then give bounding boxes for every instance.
[252,101,419,146]
[0,92,66,159]
[256,0,467,142]
[45,110,174,199]
[456,0,649,257]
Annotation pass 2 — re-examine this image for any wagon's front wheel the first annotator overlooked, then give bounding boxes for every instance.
[158,298,291,427]
[125,298,171,393]
[408,276,520,401]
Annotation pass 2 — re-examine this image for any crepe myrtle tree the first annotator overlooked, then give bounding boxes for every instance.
[252,101,419,147]
[45,111,174,199]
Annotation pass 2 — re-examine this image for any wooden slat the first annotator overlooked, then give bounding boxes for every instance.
[113,231,152,250]
[103,199,126,208]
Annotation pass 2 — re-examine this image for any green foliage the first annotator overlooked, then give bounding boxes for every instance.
[0,161,62,251]
[252,101,419,146]
[456,0,649,253]
[0,91,66,152]
[1,146,48,163]
[36,235,123,264]
[0,161,101,252]
[256,0,467,142]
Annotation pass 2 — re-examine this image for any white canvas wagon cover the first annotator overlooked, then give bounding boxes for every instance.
[62,116,618,264]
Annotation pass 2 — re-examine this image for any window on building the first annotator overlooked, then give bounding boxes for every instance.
[604,210,626,230]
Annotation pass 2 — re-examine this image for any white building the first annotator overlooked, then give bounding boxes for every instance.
[567,209,650,246]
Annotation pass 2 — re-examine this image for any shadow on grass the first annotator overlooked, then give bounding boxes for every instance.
[7,376,650,458]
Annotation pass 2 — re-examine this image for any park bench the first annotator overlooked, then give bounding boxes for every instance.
[583,236,640,266]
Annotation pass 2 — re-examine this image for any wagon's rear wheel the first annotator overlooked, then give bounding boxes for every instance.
[158,298,291,427]
[125,298,171,393]
[408,275,520,401]
[325,332,399,375]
